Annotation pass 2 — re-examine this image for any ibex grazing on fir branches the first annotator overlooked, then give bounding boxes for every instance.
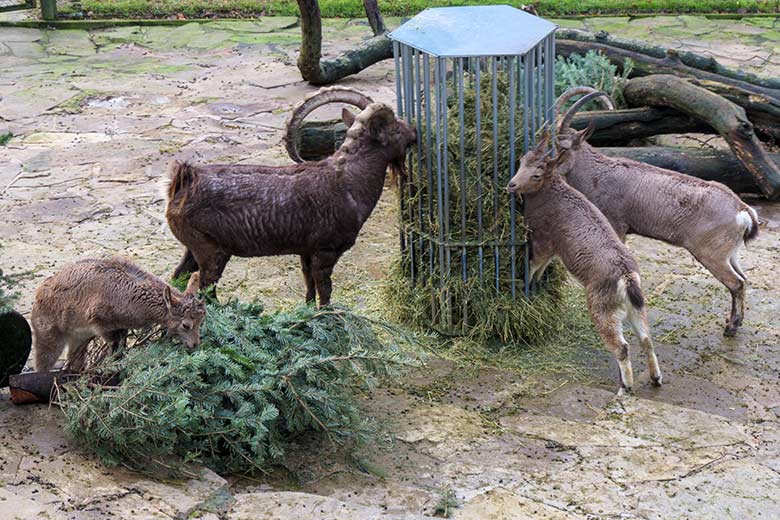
[32,256,205,372]
[166,87,416,306]
[508,129,662,394]
[551,87,759,336]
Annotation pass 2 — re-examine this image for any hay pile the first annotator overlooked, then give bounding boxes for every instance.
[386,69,566,343]
[58,300,419,476]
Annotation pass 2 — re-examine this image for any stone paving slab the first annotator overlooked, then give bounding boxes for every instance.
[1,15,780,520]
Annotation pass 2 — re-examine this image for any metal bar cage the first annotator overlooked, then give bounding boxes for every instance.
[392,33,556,333]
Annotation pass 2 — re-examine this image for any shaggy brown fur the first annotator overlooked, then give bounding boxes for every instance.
[166,103,416,306]
[508,132,662,394]
[31,256,205,372]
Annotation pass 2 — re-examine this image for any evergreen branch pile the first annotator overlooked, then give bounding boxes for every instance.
[555,51,634,109]
[58,300,420,476]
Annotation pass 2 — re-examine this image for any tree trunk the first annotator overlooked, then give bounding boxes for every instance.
[624,75,780,199]
[557,29,780,99]
[363,0,386,36]
[9,371,120,405]
[8,371,77,404]
[686,78,780,142]
[294,107,714,160]
[569,107,713,145]
[296,0,393,85]
[598,146,769,194]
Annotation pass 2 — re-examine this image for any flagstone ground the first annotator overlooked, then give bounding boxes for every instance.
[1,15,779,519]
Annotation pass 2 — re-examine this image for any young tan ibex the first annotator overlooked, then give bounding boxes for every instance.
[552,87,759,336]
[508,129,662,394]
[31,256,206,372]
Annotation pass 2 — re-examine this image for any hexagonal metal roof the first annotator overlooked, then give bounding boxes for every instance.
[388,6,557,58]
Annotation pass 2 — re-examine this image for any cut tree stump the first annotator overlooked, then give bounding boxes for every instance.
[624,75,780,199]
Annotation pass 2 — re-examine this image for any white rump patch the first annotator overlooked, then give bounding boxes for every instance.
[616,277,627,302]
[735,209,754,234]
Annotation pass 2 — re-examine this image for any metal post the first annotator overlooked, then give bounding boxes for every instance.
[523,52,532,296]
[475,60,484,283]
[491,56,500,292]
[508,56,518,299]
[401,44,416,283]
[434,57,446,298]
[423,54,435,282]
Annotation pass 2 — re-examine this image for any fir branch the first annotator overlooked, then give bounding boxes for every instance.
[58,300,420,476]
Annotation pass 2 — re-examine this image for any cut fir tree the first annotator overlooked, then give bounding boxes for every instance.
[57,299,421,476]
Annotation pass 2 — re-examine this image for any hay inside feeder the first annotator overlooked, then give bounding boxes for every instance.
[385,69,567,343]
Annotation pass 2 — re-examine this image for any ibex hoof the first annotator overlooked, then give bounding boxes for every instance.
[723,323,738,337]
[650,373,663,387]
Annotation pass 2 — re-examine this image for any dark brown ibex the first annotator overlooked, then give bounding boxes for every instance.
[508,129,662,394]
[166,87,417,306]
[31,256,205,372]
[551,87,759,336]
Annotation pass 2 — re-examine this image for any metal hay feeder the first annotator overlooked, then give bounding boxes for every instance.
[389,6,558,333]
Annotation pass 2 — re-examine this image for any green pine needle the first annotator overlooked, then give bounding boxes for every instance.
[58,299,422,476]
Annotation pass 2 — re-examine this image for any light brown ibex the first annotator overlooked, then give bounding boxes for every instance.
[31,256,205,372]
[551,87,759,336]
[508,129,662,394]
[166,87,417,307]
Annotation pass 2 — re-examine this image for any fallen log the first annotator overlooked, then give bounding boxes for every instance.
[687,78,780,142]
[295,107,713,161]
[557,29,780,100]
[9,370,119,405]
[293,123,766,193]
[9,371,78,404]
[598,146,769,194]
[624,75,780,199]
[568,107,712,145]
[296,0,393,85]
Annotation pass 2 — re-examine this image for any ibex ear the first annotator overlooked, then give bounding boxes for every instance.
[368,108,394,142]
[573,122,595,147]
[163,286,173,313]
[184,272,200,297]
[342,108,356,129]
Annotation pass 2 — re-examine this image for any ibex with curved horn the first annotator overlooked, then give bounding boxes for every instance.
[548,86,759,336]
[166,87,416,306]
[508,128,662,394]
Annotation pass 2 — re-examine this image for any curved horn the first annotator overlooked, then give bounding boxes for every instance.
[554,86,615,116]
[284,86,374,163]
[558,90,616,134]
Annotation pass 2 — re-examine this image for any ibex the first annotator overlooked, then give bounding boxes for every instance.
[551,87,759,336]
[31,256,205,372]
[166,87,417,307]
[508,129,662,394]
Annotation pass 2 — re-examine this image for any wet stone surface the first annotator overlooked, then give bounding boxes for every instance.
[1,16,780,520]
